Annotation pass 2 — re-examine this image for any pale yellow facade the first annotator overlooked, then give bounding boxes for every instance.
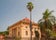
[8,18,41,40]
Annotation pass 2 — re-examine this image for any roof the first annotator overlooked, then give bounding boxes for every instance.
[8,17,38,29]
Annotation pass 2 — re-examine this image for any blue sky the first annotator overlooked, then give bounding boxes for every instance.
[0,0,56,31]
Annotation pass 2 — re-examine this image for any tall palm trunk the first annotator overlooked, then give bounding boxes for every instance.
[27,2,34,40]
[30,11,32,40]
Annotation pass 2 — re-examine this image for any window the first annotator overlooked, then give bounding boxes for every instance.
[35,28,36,30]
[35,28,37,30]
[18,32,20,36]
[32,31,33,35]
[23,22,25,24]
[26,31,28,35]
[38,27,39,29]
[26,26,27,28]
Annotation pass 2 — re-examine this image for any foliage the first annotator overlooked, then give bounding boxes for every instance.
[43,9,54,20]
[0,31,9,35]
[38,9,56,40]
[50,31,56,37]
[46,29,56,37]
[38,9,55,31]
[0,32,3,34]
[27,2,34,12]
[4,31,9,35]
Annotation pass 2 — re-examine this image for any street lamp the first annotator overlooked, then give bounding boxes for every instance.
[27,2,34,40]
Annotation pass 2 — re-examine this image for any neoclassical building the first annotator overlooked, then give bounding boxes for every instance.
[8,18,41,40]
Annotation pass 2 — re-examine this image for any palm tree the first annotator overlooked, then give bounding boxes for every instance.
[38,9,55,40]
[27,2,34,12]
[38,9,54,30]
[27,2,34,40]
[43,9,55,29]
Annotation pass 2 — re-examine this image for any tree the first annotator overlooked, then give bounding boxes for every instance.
[3,31,9,35]
[38,9,55,40]
[0,31,9,36]
[27,2,34,12]
[38,9,55,31]
[27,2,34,40]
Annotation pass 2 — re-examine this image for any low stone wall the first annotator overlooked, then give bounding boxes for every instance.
[2,37,40,40]
[21,37,35,40]
[5,37,37,40]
